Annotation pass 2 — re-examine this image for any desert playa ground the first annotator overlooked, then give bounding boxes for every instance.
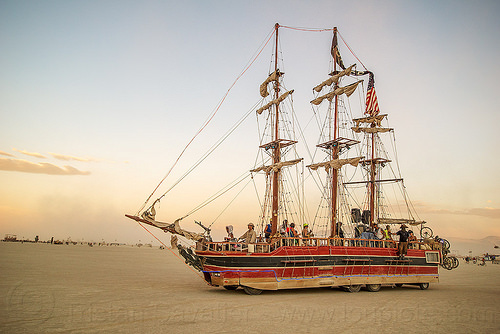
[0,242,498,333]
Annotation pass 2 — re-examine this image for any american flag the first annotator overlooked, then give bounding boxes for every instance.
[365,72,380,116]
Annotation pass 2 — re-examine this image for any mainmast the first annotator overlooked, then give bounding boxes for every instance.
[369,127,376,225]
[308,27,362,238]
[330,27,340,238]
[271,23,280,235]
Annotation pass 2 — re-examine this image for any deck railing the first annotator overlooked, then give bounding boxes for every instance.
[195,237,441,253]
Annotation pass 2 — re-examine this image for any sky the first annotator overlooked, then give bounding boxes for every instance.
[1,0,499,245]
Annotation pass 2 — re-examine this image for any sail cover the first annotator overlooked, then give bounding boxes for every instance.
[139,203,205,242]
[351,127,392,134]
[352,114,387,128]
[256,90,294,115]
[313,65,355,93]
[307,156,363,171]
[251,158,303,174]
[310,81,362,105]
[260,70,283,98]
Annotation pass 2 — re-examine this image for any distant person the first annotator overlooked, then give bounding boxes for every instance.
[280,220,288,236]
[336,222,344,238]
[264,222,272,241]
[396,224,410,258]
[360,226,375,239]
[225,225,235,242]
[288,223,299,238]
[302,223,311,238]
[238,223,257,244]
[383,225,393,240]
[373,224,383,240]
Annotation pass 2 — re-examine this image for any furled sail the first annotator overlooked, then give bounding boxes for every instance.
[313,64,355,93]
[251,158,303,174]
[351,127,392,134]
[138,202,205,242]
[307,156,363,171]
[256,90,294,115]
[378,218,426,226]
[310,81,362,105]
[352,114,387,128]
[260,70,283,98]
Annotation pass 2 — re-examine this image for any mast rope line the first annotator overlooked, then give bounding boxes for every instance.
[137,26,276,215]
[280,25,334,33]
[207,176,254,229]
[338,31,368,71]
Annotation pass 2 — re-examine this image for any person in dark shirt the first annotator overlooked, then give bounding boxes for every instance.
[336,221,344,238]
[264,222,272,241]
[396,224,409,258]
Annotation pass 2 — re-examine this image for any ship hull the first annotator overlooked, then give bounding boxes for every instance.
[196,242,440,291]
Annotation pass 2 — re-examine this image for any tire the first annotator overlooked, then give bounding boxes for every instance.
[451,257,459,269]
[366,284,381,292]
[223,285,238,291]
[442,257,453,270]
[344,285,362,293]
[442,239,450,251]
[420,227,433,239]
[243,286,263,295]
[419,283,429,290]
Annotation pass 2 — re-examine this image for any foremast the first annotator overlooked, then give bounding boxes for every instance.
[253,23,301,235]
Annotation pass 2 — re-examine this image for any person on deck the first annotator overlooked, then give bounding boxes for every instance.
[280,220,288,236]
[336,221,344,239]
[264,222,272,241]
[373,224,383,240]
[383,225,393,240]
[238,223,257,244]
[288,223,299,238]
[396,224,410,258]
[224,225,235,242]
[302,223,311,238]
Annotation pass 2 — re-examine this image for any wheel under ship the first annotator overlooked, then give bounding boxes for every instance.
[126,24,447,295]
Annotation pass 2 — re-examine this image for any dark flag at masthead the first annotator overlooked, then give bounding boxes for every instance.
[331,29,346,70]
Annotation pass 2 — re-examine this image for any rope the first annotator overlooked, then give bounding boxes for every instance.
[280,25,334,33]
[338,31,368,71]
[137,26,276,214]
[177,171,252,224]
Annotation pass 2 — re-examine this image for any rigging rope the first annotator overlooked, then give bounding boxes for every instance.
[137,26,277,215]
[280,25,334,33]
[178,172,252,224]
[338,31,368,71]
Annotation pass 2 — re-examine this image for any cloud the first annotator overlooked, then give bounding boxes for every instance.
[0,150,15,157]
[49,152,97,162]
[0,158,90,175]
[413,201,500,219]
[13,148,47,159]
[464,208,500,219]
